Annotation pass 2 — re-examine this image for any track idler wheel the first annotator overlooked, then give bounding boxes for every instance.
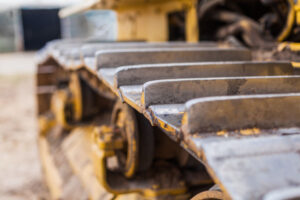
[111,101,154,178]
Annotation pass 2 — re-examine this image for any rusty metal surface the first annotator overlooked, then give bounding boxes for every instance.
[100,61,294,112]
[200,134,300,200]
[38,40,85,66]
[142,75,300,108]
[81,42,220,58]
[99,61,293,89]
[119,85,143,112]
[149,104,185,134]
[184,93,300,134]
[79,42,223,70]
[40,41,223,68]
[96,48,251,69]
[37,40,300,200]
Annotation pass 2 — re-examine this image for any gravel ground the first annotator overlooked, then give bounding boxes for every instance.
[0,52,49,200]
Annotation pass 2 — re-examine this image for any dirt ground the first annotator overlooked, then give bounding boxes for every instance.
[0,52,49,200]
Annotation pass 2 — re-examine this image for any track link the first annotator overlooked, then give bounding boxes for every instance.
[37,40,300,200]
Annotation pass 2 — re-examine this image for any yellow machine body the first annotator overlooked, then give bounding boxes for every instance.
[36,0,300,200]
[60,0,198,42]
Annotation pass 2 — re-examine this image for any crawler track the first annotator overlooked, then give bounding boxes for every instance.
[37,40,300,200]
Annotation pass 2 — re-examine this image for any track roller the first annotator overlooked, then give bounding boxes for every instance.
[111,101,154,178]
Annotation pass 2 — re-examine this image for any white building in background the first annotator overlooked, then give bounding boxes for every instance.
[0,0,82,8]
[0,0,117,52]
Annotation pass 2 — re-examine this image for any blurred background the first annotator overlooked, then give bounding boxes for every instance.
[0,1,116,199]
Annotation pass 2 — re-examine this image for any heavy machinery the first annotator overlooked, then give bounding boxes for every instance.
[37,0,300,199]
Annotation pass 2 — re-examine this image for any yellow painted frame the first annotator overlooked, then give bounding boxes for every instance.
[115,0,198,42]
[59,0,199,42]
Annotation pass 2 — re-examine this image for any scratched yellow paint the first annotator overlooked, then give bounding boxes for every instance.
[216,130,228,136]
[157,118,176,133]
[69,73,82,121]
[239,128,261,135]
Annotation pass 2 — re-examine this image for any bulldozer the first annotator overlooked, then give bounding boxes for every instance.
[37,0,300,199]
